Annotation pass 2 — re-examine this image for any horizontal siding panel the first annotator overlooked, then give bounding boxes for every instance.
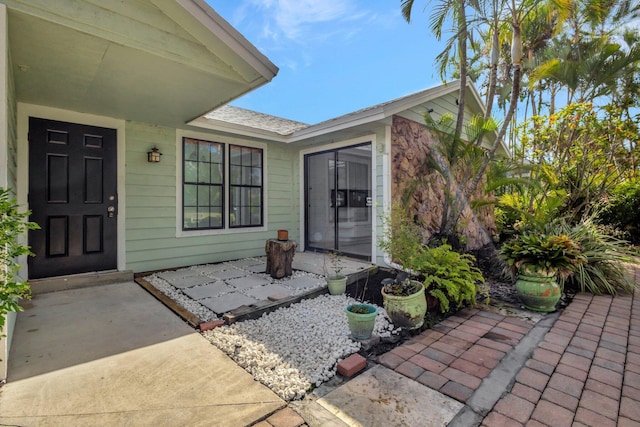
[126,207,176,219]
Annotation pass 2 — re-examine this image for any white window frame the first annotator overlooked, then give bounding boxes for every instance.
[176,130,267,237]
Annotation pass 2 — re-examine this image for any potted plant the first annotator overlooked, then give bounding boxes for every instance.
[381,272,427,330]
[324,251,347,295]
[500,231,585,312]
[345,303,377,340]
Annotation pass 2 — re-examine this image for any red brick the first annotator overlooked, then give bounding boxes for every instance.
[622,384,640,400]
[403,341,427,354]
[395,361,424,379]
[531,400,574,427]
[585,378,620,400]
[441,367,482,389]
[494,394,535,423]
[441,317,464,326]
[448,328,482,343]
[458,323,492,336]
[416,370,448,390]
[590,365,623,387]
[431,340,467,357]
[451,357,491,378]
[337,353,366,377]
[621,396,640,421]
[577,323,603,336]
[464,318,496,332]
[516,368,549,392]
[417,329,445,341]
[198,319,226,331]
[538,341,565,354]
[541,387,578,411]
[547,373,584,398]
[440,381,474,402]
[574,407,616,427]
[408,353,447,373]
[544,332,571,347]
[525,359,555,376]
[579,390,618,420]
[554,320,578,333]
[461,344,505,369]
[559,352,592,372]
[481,411,523,427]
[524,420,547,427]
[420,347,456,365]
[619,417,640,427]
[266,408,305,427]
[624,370,640,388]
[571,336,599,351]
[555,363,588,382]
[595,346,626,364]
[472,315,501,327]
[497,321,531,335]
[432,323,454,333]
[532,348,562,366]
[476,310,505,320]
[593,357,624,373]
[566,345,595,359]
[440,334,474,349]
[599,339,627,354]
[390,345,417,360]
[491,326,525,341]
[378,352,405,369]
[601,331,628,346]
[511,383,541,404]
[457,307,480,318]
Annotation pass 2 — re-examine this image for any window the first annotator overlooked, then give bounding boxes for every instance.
[183,138,224,230]
[229,145,263,227]
[182,138,264,231]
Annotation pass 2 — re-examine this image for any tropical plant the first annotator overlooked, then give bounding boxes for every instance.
[414,243,487,313]
[1,188,39,339]
[598,177,640,245]
[499,231,586,280]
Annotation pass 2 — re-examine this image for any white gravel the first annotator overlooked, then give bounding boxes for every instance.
[145,274,218,322]
[203,294,399,400]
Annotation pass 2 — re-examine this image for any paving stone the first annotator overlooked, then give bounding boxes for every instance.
[377,352,405,369]
[555,363,588,382]
[243,285,294,300]
[481,411,523,427]
[585,378,620,400]
[618,417,640,427]
[541,387,578,411]
[168,275,216,289]
[532,347,562,366]
[209,269,251,281]
[225,258,264,268]
[516,368,549,392]
[416,370,449,390]
[409,354,447,373]
[624,370,640,388]
[280,276,324,290]
[395,361,424,379]
[559,352,592,372]
[228,275,273,290]
[589,365,623,387]
[440,381,474,402]
[431,340,467,357]
[548,372,584,398]
[496,321,531,335]
[580,390,618,420]
[182,282,232,300]
[403,341,427,354]
[531,400,574,427]
[390,345,418,360]
[457,323,492,337]
[420,347,456,365]
[460,344,504,369]
[201,292,257,314]
[448,328,483,343]
[450,357,491,378]
[525,359,555,376]
[511,383,542,404]
[337,354,366,377]
[593,357,624,373]
[156,269,198,281]
[574,407,616,427]
[478,336,513,352]
[441,367,482,389]
[539,340,566,354]
[192,264,230,275]
[243,263,267,273]
[494,394,535,424]
[622,384,640,400]
[266,407,306,427]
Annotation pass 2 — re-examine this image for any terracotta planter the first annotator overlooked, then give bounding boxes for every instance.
[382,281,427,329]
[515,269,561,312]
[346,304,377,340]
[277,229,288,241]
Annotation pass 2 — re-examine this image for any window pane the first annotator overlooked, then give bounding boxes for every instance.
[184,161,198,182]
[198,142,210,162]
[230,146,242,165]
[184,139,198,161]
[251,167,262,186]
[211,145,223,163]
[198,186,210,206]
[242,147,251,165]
[210,206,222,228]
[198,162,210,183]
[230,186,240,207]
[242,166,251,185]
[250,188,261,205]
[184,184,197,206]
[251,149,261,166]
[250,207,261,225]
[210,163,223,184]
[230,165,241,185]
[230,207,238,226]
[196,208,210,228]
[210,186,221,206]
[241,187,250,206]
[184,206,198,229]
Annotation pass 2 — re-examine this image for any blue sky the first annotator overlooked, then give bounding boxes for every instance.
[209,1,444,124]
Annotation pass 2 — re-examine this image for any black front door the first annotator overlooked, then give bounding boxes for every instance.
[28,117,118,279]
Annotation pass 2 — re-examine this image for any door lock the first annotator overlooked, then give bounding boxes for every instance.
[107,206,115,218]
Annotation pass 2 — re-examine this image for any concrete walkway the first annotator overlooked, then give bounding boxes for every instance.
[0,282,284,426]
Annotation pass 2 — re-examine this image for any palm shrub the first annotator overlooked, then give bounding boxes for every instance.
[548,219,638,295]
[1,188,39,339]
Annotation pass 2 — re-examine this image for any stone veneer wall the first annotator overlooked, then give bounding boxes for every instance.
[391,115,496,250]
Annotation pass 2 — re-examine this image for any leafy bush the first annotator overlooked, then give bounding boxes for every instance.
[598,178,640,245]
[1,189,39,337]
[413,244,487,313]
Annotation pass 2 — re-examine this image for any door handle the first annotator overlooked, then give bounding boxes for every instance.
[107,206,115,218]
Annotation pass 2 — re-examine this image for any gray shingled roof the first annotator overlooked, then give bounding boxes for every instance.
[205,105,309,136]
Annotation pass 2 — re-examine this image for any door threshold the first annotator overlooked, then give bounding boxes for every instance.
[29,270,134,295]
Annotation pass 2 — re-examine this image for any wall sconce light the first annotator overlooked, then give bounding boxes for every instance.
[147,147,162,163]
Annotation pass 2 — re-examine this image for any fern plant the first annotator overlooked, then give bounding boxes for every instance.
[414,244,487,313]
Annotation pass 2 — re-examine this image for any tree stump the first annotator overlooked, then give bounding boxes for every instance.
[265,239,297,279]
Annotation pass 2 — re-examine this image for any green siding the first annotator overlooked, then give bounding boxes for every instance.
[124,122,299,273]
[6,51,16,192]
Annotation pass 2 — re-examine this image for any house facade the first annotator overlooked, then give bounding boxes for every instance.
[0,0,507,380]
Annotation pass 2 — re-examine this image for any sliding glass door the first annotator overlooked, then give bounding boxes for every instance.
[305,143,372,259]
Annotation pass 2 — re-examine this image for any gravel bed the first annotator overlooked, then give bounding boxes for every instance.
[203,294,399,401]
[145,274,218,322]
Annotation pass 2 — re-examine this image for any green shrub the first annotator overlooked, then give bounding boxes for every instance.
[598,178,640,245]
[413,244,487,313]
[1,189,39,338]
